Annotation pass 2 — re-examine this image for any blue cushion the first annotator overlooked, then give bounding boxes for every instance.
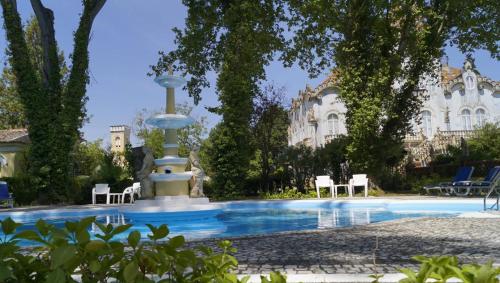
[0,182,10,199]
[453,167,474,183]
[484,166,500,182]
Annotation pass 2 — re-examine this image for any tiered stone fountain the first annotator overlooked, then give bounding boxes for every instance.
[123,71,219,212]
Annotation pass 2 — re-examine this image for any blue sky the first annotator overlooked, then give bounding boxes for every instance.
[0,1,498,147]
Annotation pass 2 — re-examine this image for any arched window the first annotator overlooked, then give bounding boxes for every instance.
[461,109,472,130]
[475,108,486,127]
[421,111,432,137]
[327,113,339,135]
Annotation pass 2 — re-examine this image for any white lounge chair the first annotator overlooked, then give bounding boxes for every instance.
[122,182,141,203]
[92,183,110,204]
[349,174,369,197]
[315,176,334,198]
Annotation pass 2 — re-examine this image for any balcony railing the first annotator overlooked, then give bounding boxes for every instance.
[324,134,342,143]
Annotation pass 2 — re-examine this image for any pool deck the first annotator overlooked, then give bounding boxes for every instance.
[188,216,500,277]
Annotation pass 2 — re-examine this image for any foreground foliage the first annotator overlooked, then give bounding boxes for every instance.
[1,218,499,282]
[398,255,500,283]
[0,217,285,283]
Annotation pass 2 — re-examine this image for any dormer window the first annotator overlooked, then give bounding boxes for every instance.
[465,75,474,90]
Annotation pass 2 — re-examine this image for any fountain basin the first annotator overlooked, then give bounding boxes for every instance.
[150,172,193,182]
[120,196,220,213]
[154,156,189,166]
[154,74,187,88]
[146,114,195,129]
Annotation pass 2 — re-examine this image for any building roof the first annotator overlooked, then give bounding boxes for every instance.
[0,129,30,144]
[290,61,500,111]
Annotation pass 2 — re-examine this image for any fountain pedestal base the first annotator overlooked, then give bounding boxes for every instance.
[120,196,220,212]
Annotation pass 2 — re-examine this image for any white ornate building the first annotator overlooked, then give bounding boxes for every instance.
[288,60,500,165]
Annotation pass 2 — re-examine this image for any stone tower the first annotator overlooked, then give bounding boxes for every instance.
[110,125,130,154]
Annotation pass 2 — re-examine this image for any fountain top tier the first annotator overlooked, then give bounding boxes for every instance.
[146,114,195,129]
[154,74,187,89]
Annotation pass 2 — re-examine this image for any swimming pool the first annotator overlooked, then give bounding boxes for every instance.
[0,199,486,242]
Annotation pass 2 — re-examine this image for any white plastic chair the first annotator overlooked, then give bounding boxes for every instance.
[349,174,369,197]
[122,182,141,204]
[92,183,110,204]
[315,176,334,198]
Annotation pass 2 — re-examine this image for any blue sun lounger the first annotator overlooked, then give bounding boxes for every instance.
[423,166,474,195]
[453,166,500,196]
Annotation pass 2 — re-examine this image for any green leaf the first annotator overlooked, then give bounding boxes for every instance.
[169,235,185,248]
[0,264,13,281]
[89,260,101,273]
[1,218,22,235]
[35,219,50,236]
[77,217,96,231]
[65,221,78,232]
[14,230,44,243]
[45,268,66,283]
[75,229,90,243]
[85,240,107,253]
[50,246,76,269]
[127,230,141,248]
[123,261,139,283]
[111,224,132,237]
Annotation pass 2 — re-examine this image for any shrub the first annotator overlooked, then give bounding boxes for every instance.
[261,187,330,199]
[0,217,286,283]
[0,174,38,206]
[398,255,500,283]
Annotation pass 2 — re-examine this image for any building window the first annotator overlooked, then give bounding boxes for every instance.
[461,109,472,130]
[475,108,486,127]
[327,113,339,135]
[421,110,432,137]
[465,75,474,90]
[0,155,7,167]
[115,136,121,147]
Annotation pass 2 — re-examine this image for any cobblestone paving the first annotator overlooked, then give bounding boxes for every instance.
[188,218,500,274]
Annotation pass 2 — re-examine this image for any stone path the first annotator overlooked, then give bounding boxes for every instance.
[188,217,500,274]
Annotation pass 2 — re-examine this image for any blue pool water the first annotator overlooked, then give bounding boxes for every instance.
[0,200,484,242]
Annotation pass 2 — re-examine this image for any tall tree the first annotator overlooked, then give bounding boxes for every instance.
[250,84,289,193]
[1,0,106,203]
[152,1,285,197]
[0,16,68,129]
[284,0,499,179]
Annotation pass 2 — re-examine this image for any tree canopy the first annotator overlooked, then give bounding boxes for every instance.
[284,0,499,178]
[153,1,286,197]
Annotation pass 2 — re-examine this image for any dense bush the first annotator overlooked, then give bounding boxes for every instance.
[0,217,286,283]
[0,174,38,206]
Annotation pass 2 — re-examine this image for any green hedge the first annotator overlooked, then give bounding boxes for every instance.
[0,175,38,206]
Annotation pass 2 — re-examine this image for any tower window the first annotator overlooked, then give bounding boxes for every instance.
[115,136,121,147]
